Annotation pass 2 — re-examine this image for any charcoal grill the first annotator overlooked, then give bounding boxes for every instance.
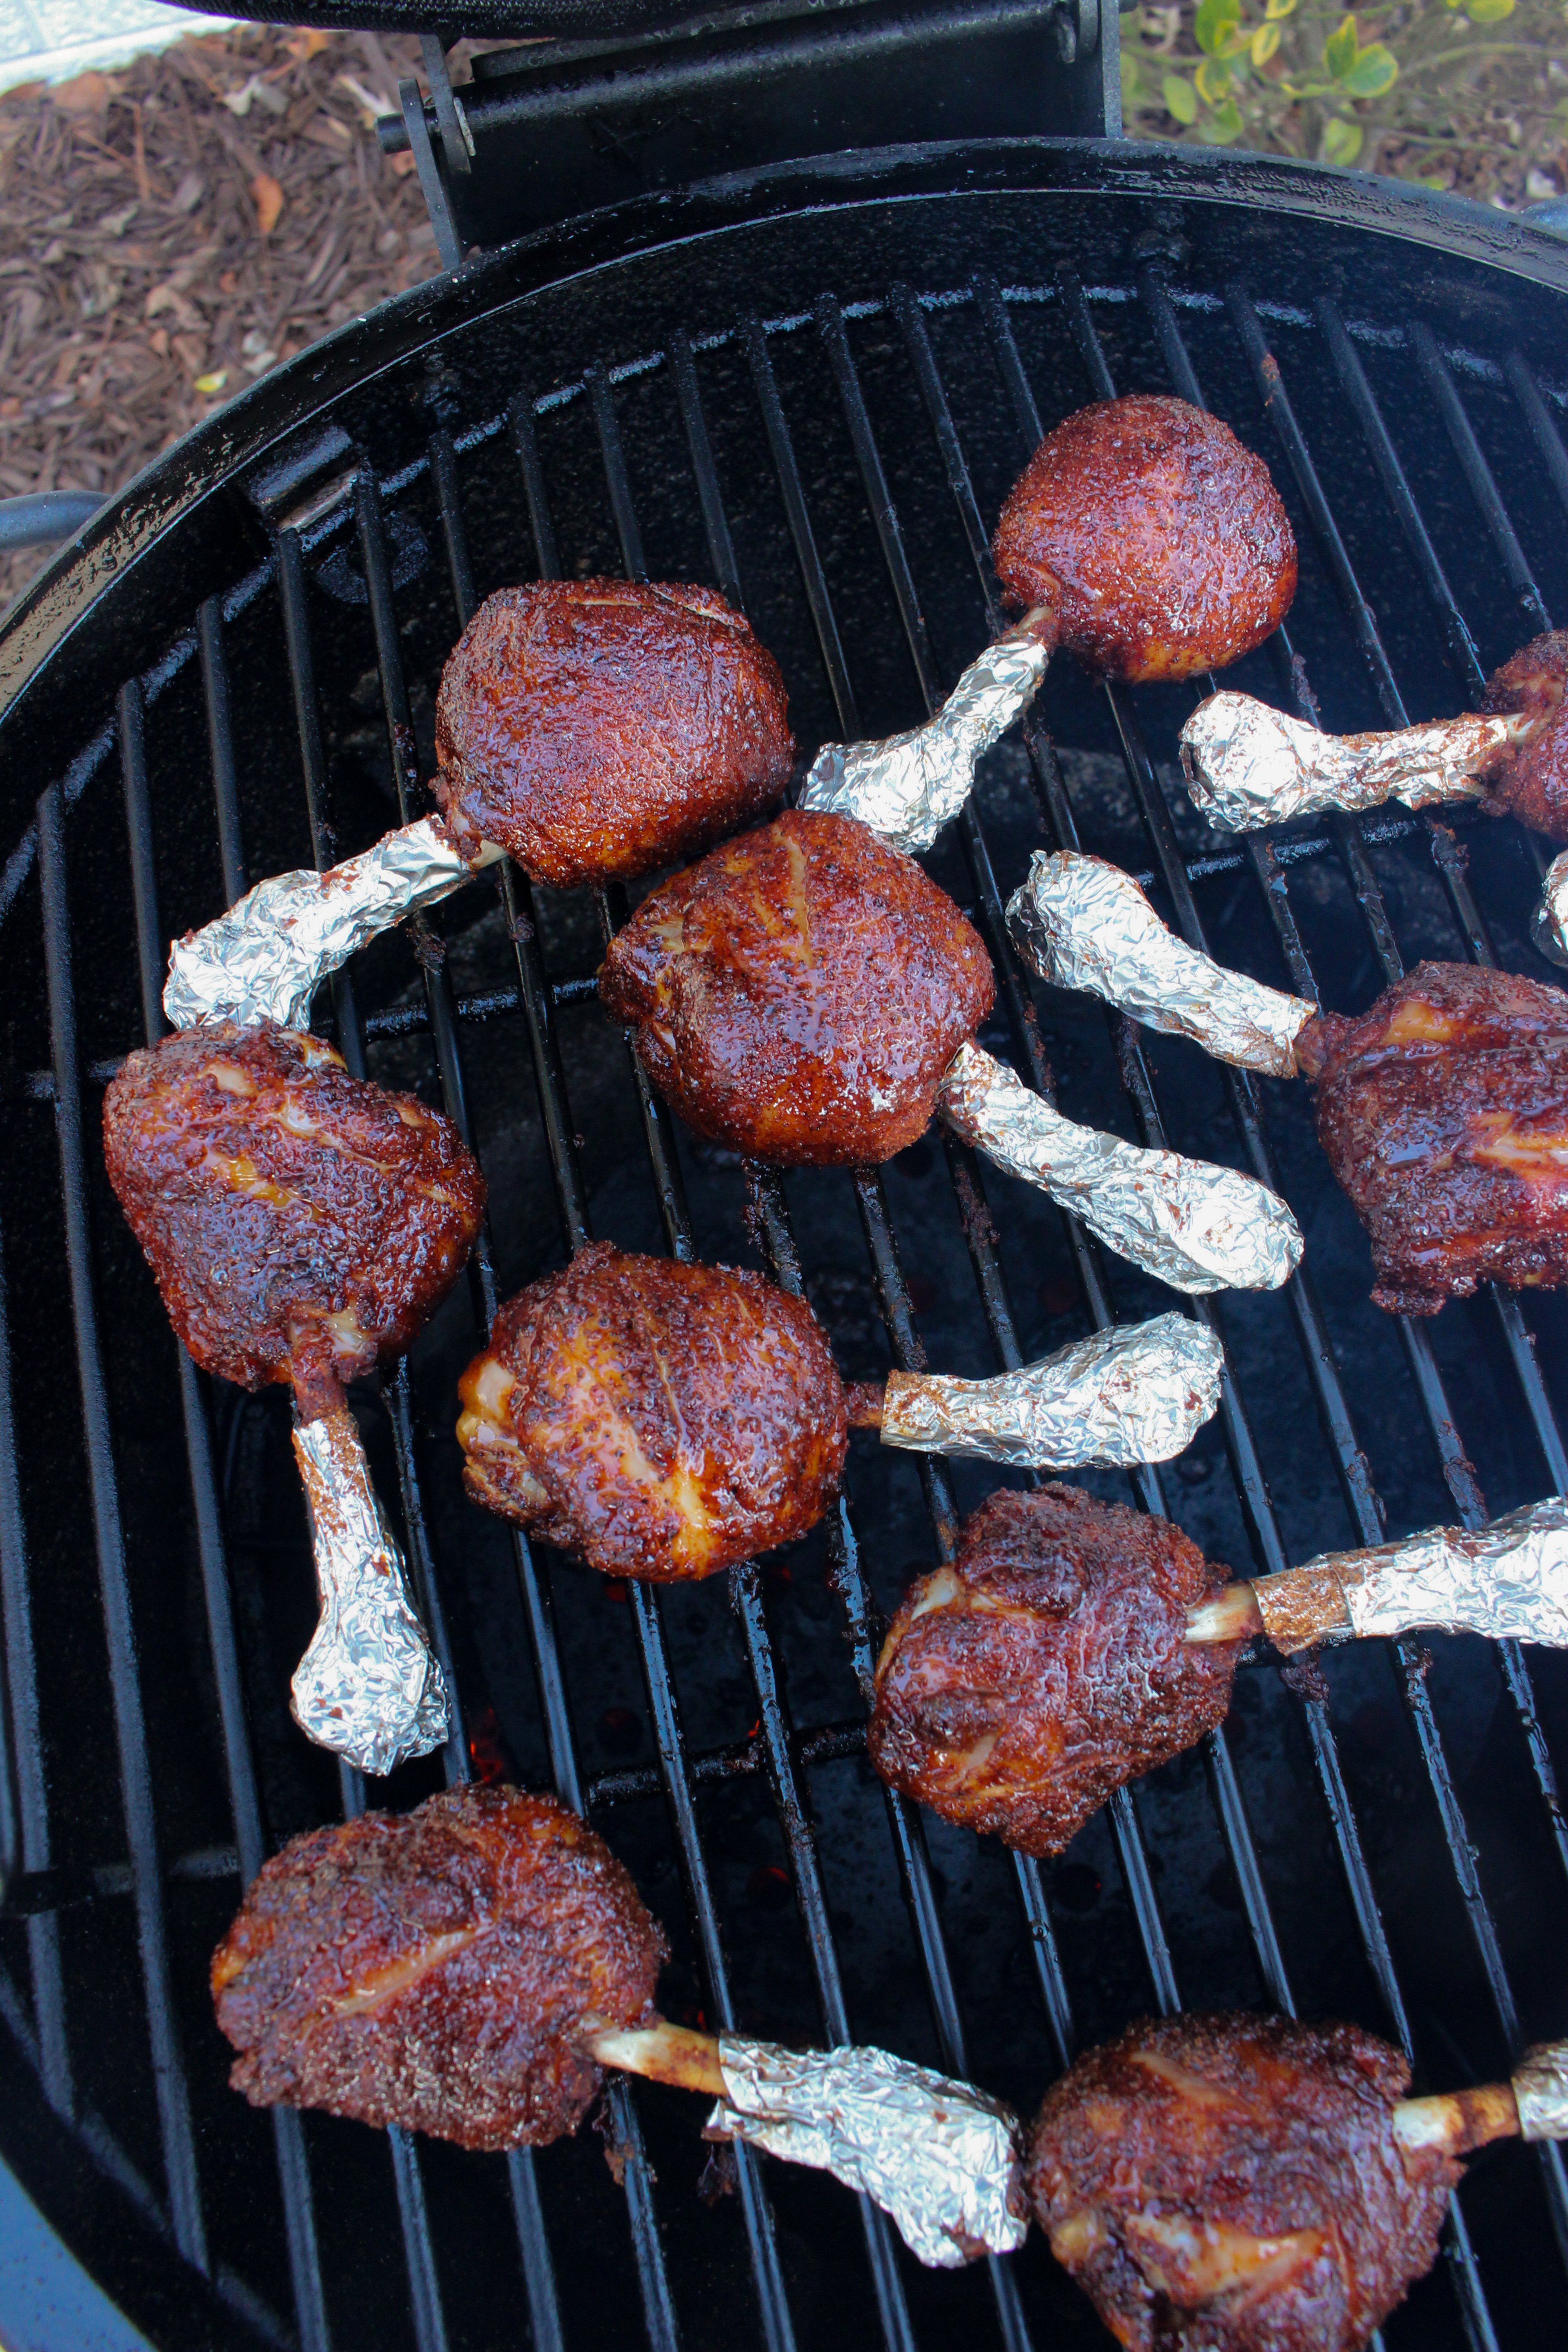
[3,134,1568,2352]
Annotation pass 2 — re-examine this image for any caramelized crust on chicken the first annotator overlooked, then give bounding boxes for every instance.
[1297,961,1568,1316]
[212,1787,666,2152]
[102,1022,485,1411]
[1480,630,1568,841]
[456,1245,847,1579]
[598,810,996,1165]
[992,396,1297,684]
[1028,2013,1458,2351]
[869,1485,1237,1856]
[433,579,794,887]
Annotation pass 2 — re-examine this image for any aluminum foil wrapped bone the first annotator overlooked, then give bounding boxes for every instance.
[1514,2042,1568,2142]
[1007,851,1317,1080]
[164,816,501,1033]
[1254,1494,1568,1656]
[881,1312,1225,1469]
[708,2034,1027,2267]
[798,612,1053,853]
[1179,690,1531,834]
[1534,848,1568,968]
[290,1408,451,1777]
[939,1042,1302,1294]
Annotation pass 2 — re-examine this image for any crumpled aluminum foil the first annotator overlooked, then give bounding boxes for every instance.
[1254,1493,1568,1655]
[1515,2042,1568,2142]
[798,612,1053,854]
[164,817,500,1033]
[939,1041,1302,1294]
[1007,852,1317,1080]
[709,2034,1027,2268]
[1534,848,1568,966]
[880,1311,1225,1468]
[1179,691,1530,833]
[291,1407,451,1777]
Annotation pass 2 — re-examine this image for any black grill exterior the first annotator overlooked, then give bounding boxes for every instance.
[2,141,1568,2352]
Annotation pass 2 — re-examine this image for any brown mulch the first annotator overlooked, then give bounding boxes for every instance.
[0,24,457,617]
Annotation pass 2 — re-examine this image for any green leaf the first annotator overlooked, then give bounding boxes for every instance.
[1321,115,1364,165]
[1194,0,1242,53]
[1464,0,1514,18]
[1251,21,1283,63]
[1162,70,1199,122]
[1264,0,1296,16]
[1323,13,1359,76]
[1195,54,1233,101]
[1121,48,1147,101]
[1197,96,1244,142]
[1338,40,1396,95]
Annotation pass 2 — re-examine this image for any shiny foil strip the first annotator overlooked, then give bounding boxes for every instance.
[939,1041,1303,1295]
[881,1312,1225,1469]
[1535,848,1568,965]
[1514,2042,1568,2142]
[291,1407,451,1777]
[799,612,1053,854]
[1007,851,1317,1080]
[1261,1494,1568,1655]
[710,2034,1027,2268]
[1179,690,1529,833]
[164,818,500,1033]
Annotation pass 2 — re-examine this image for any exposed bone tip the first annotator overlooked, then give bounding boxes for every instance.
[1183,1581,1264,1645]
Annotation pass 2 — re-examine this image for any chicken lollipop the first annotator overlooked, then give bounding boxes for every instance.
[456,1246,1227,1580]
[992,395,1298,684]
[163,578,793,1034]
[103,1021,485,1772]
[872,1480,1568,1856]
[1180,629,1568,840]
[1028,2012,1568,2352]
[213,1784,1025,2264]
[1009,852,1568,1316]
[598,811,1302,1297]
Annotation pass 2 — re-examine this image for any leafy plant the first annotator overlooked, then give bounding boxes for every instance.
[1120,0,1568,201]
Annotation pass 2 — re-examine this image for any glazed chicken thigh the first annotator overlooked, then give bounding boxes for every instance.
[456,1245,849,1578]
[869,1485,1239,1856]
[1028,2013,1458,2352]
[212,1787,666,2151]
[1475,630,1568,838]
[434,578,794,888]
[102,1021,485,1416]
[1297,960,1568,1316]
[992,395,1298,684]
[598,808,995,1164]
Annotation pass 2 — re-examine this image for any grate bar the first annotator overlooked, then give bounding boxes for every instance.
[198,596,249,907]
[118,662,333,2351]
[1504,351,1568,524]
[36,779,208,2272]
[1408,322,1553,640]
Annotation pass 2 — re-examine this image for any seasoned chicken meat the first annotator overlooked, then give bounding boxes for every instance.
[457,1245,848,1578]
[868,1484,1237,1856]
[1297,960,1568,1316]
[434,578,793,888]
[212,1786,666,2151]
[1028,2013,1459,2351]
[102,1021,485,1414]
[992,395,1297,683]
[1479,629,1568,840]
[598,809,996,1165]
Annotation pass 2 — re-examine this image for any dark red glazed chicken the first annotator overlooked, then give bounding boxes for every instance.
[1297,960,1568,1316]
[1478,629,1568,840]
[434,578,793,888]
[456,1244,848,1579]
[102,1021,485,1415]
[992,395,1297,684]
[212,1786,666,2151]
[869,1485,1237,1856]
[1029,2013,1459,2351]
[598,809,995,1165]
